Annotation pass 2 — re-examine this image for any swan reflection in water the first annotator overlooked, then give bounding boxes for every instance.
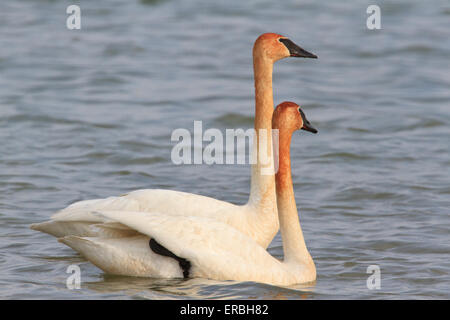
[83,275,317,300]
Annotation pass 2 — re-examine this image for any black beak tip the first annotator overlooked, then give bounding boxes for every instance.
[301,125,318,134]
[291,51,317,59]
[302,127,318,134]
[306,53,318,59]
[293,53,317,59]
[302,126,319,134]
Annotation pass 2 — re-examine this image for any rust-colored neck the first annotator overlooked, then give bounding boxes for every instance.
[275,128,314,265]
[253,55,274,133]
[247,53,277,219]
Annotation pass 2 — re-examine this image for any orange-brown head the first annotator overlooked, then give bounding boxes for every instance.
[272,101,318,134]
[253,33,317,62]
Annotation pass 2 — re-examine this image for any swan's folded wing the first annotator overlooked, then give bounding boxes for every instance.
[34,189,238,238]
[51,189,236,222]
[58,235,182,278]
[95,210,285,283]
[30,219,139,238]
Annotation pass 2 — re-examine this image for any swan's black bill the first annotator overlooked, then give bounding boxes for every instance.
[279,38,317,59]
[302,122,318,134]
[299,109,318,134]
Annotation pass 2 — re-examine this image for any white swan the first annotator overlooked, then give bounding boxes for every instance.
[56,101,318,285]
[31,33,317,249]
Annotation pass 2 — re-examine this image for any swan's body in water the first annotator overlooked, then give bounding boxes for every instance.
[31,33,317,248]
[51,102,317,285]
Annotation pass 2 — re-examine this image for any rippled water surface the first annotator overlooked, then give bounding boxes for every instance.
[1,0,449,299]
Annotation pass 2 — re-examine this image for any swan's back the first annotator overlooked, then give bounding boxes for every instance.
[52,189,239,221]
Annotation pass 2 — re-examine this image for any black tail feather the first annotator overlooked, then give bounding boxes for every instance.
[149,238,191,279]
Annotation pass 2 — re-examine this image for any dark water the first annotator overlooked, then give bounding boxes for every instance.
[0,0,449,299]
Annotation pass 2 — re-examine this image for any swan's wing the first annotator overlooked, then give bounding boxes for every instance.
[30,220,141,238]
[32,189,240,238]
[59,235,182,278]
[95,210,287,283]
[51,189,237,222]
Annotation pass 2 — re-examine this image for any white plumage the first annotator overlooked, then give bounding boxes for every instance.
[31,33,299,248]
[58,210,310,286]
[31,35,319,286]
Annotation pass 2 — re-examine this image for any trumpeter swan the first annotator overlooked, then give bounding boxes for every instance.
[31,33,317,249]
[56,101,318,285]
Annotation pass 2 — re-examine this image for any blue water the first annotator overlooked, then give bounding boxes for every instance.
[0,0,449,299]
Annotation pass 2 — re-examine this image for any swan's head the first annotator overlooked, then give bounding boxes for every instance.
[253,33,317,62]
[272,101,318,134]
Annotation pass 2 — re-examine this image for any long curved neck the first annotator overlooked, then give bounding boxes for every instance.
[276,130,313,266]
[248,55,276,213]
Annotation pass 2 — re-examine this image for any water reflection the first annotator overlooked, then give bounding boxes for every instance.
[83,274,317,300]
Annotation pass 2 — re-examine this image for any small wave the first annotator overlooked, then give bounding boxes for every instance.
[111,156,166,165]
[83,151,113,159]
[118,140,160,149]
[318,152,373,160]
[397,45,434,54]
[393,118,446,132]
[140,0,169,6]
[5,114,121,130]
[347,127,371,133]
[332,187,402,201]
[213,113,253,127]
[356,44,438,59]
[88,75,127,86]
